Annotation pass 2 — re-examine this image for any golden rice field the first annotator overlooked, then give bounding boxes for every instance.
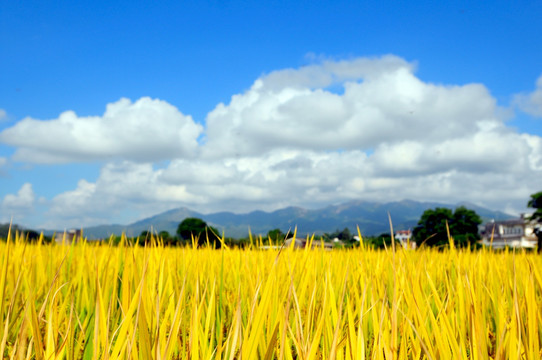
[0,231,541,359]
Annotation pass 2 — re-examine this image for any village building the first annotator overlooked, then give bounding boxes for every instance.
[480,214,537,249]
[54,229,83,244]
[283,237,334,250]
[395,230,416,249]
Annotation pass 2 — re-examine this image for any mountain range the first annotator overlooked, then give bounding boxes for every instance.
[72,199,514,239]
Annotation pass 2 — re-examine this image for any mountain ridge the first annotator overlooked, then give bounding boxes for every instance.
[72,199,514,239]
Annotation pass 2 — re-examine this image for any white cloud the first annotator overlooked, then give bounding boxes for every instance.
[0,109,7,122]
[1,183,35,222]
[257,55,414,91]
[368,130,532,176]
[45,122,542,228]
[45,162,207,228]
[6,56,542,229]
[43,136,542,229]
[0,97,203,164]
[514,75,542,117]
[0,157,6,167]
[203,57,499,158]
[522,134,542,170]
[41,153,365,228]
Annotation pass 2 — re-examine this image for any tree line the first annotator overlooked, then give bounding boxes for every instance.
[2,192,542,251]
[151,192,542,251]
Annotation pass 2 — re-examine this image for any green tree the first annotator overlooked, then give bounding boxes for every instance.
[138,230,151,246]
[23,230,43,242]
[0,224,46,243]
[0,223,20,240]
[450,206,483,247]
[177,218,220,247]
[326,227,352,241]
[338,227,352,241]
[365,233,401,249]
[267,228,286,244]
[413,208,453,247]
[413,206,481,248]
[158,230,170,238]
[158,230,176,245]
[139,230,177,246]
[528,191,542,254]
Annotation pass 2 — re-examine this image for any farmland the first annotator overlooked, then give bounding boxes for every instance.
[0,232,541,359]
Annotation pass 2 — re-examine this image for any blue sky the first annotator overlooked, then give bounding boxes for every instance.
[1,1,542,229]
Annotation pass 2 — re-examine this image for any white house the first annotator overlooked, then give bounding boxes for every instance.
[54,229,83,244]
[282,237,334,249]
[481,214,537,249]
[395,230,416,249]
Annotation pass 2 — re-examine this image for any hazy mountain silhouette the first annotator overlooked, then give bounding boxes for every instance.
[77,199,514,239]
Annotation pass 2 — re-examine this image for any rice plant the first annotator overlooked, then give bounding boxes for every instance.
[0,228,541,359]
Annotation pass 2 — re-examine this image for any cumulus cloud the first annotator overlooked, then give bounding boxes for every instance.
[5,56,542,229]
[1,183,35,222]
[515,75,542,117]
[257,55,414,91]
[0,97,203,163]
[45,162,207,228]
[44,153,370,227]
[44,132,542,229]
[369,130,533,176]
[203,56,499,158]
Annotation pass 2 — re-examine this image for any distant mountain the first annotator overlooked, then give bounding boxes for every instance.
[78,199,515,239]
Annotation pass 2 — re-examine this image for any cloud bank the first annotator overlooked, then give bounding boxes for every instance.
[0,97,203,163]
[515,74,542,117]
[1,183,36,223]
[1,55,541,228]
